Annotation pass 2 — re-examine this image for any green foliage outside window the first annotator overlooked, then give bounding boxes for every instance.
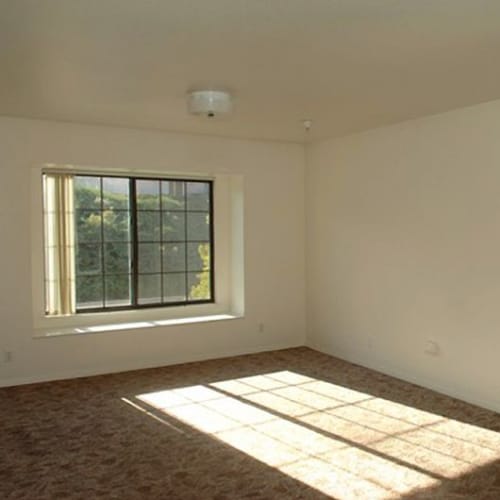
[74,180,211,309]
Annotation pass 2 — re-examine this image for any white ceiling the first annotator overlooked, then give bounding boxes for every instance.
[2,0,500,143]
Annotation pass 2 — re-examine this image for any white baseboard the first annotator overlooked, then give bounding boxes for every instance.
[307,340,500,415]
[0,341,303,388]
[5,339,498,416]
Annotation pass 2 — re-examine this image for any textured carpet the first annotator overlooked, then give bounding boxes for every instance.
[1,347,499,499]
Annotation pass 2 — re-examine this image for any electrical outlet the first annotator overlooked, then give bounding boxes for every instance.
[3,351,13,363]
[258,323,265,333]
[424,340,440,356]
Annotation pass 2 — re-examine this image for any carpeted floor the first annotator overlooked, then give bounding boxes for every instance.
[1,347,499,499]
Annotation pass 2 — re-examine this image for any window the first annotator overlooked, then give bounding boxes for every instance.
[43,173,214,315]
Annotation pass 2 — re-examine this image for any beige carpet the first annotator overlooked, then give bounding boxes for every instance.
[1,347,499,499]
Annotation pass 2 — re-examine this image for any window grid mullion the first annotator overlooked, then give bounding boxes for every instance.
[130,178,138,308]
[183,181,188,302]
[159,181,164,303]
[209,181,215,301]
[99,178,106,308]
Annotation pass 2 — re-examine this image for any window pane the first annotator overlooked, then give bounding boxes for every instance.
[68,175,214,312]
[188,272,211,300]
[105,274,131,307]
[76,244,102,275]
[137,211,161,241]
[104,243,130,273]
[76,275,103,309]
[76,210,102,242]
[162,181,185,210]
[138,274,161,304]
[138,243,161,273]
[187,242,210,271]
[163,273,186,302]
[187,182,210,210]
[162,212,185,241]
[103,210,130,241]
[187,212,210,241]
[102,178,129,210]
[75,176,101,209]
[163,243,186,272]
[137,180,160,210]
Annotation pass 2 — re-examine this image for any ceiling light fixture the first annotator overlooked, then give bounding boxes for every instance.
[188,90,232,118]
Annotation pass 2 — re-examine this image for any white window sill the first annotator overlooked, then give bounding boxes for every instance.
[33,313,241,338]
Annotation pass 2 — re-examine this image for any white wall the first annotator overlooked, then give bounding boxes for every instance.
[0,116,306,386]
[306,99,500,413]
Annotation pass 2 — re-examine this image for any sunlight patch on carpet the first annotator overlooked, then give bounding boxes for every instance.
[135,371,500,499]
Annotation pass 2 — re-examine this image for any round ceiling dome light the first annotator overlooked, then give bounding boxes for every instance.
[188,90,232,118]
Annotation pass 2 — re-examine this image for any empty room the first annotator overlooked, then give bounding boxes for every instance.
[1,1,500,499]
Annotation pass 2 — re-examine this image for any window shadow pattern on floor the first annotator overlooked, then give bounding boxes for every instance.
[134,367,500,499]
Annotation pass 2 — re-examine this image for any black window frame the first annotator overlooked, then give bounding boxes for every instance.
[73,173,215,313]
